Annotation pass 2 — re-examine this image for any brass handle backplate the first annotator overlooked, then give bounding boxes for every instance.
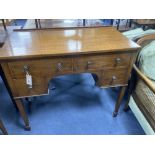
[112,76,117,81]
[115,58,121,65]
[57,62,63,71]
[86,61,93,69]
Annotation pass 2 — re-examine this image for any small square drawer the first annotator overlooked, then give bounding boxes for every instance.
[101,68,128,87]
[8,57,73,78]
[75,53,131,71]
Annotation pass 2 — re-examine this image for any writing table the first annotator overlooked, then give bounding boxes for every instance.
[0,27,140,130]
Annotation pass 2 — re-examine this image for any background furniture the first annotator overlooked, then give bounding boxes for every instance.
[132,19,155,30]
[35,19,87,29]
[114,19,132,30]
[0,27,139,130]
[124,34,155,133]
[0,118,8,135]
[0,19,16,31]
[1,19,7,31]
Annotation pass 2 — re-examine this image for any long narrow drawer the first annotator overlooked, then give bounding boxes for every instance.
[8,57,73,78]
[75,53,131,72]
[101,68,128,87]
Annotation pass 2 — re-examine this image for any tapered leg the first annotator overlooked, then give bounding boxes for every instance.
[92,73,98,85]
[15,99,31,130]
[117,19,120,30]
[129,19,132,28]
[35,19,39,28]
[113,86,126,117]
[1,19,7,31]
[83,19,86,26]
[38,19,41,28]
[0,119,8,135]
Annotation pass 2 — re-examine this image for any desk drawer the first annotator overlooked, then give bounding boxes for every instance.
[13,77,48,97]
[76,53,131,71]
[102,68,127,86]
[8,58,73,78]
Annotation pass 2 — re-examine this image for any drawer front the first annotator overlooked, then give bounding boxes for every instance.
[13,77,48,97]
[8,58,73,78]
[75,53,131,72]
[102,68,128,87]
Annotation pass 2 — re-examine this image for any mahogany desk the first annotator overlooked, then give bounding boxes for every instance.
[0,27,140,130]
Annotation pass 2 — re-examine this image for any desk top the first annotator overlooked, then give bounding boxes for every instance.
[0,27,140,60]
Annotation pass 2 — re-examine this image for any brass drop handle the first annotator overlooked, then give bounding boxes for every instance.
[57,62,63,71]
[87,61,93,69]
[23,65,29,74]
[115,58,121,65]
[87,61,93,65]
[112,76,117,81]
